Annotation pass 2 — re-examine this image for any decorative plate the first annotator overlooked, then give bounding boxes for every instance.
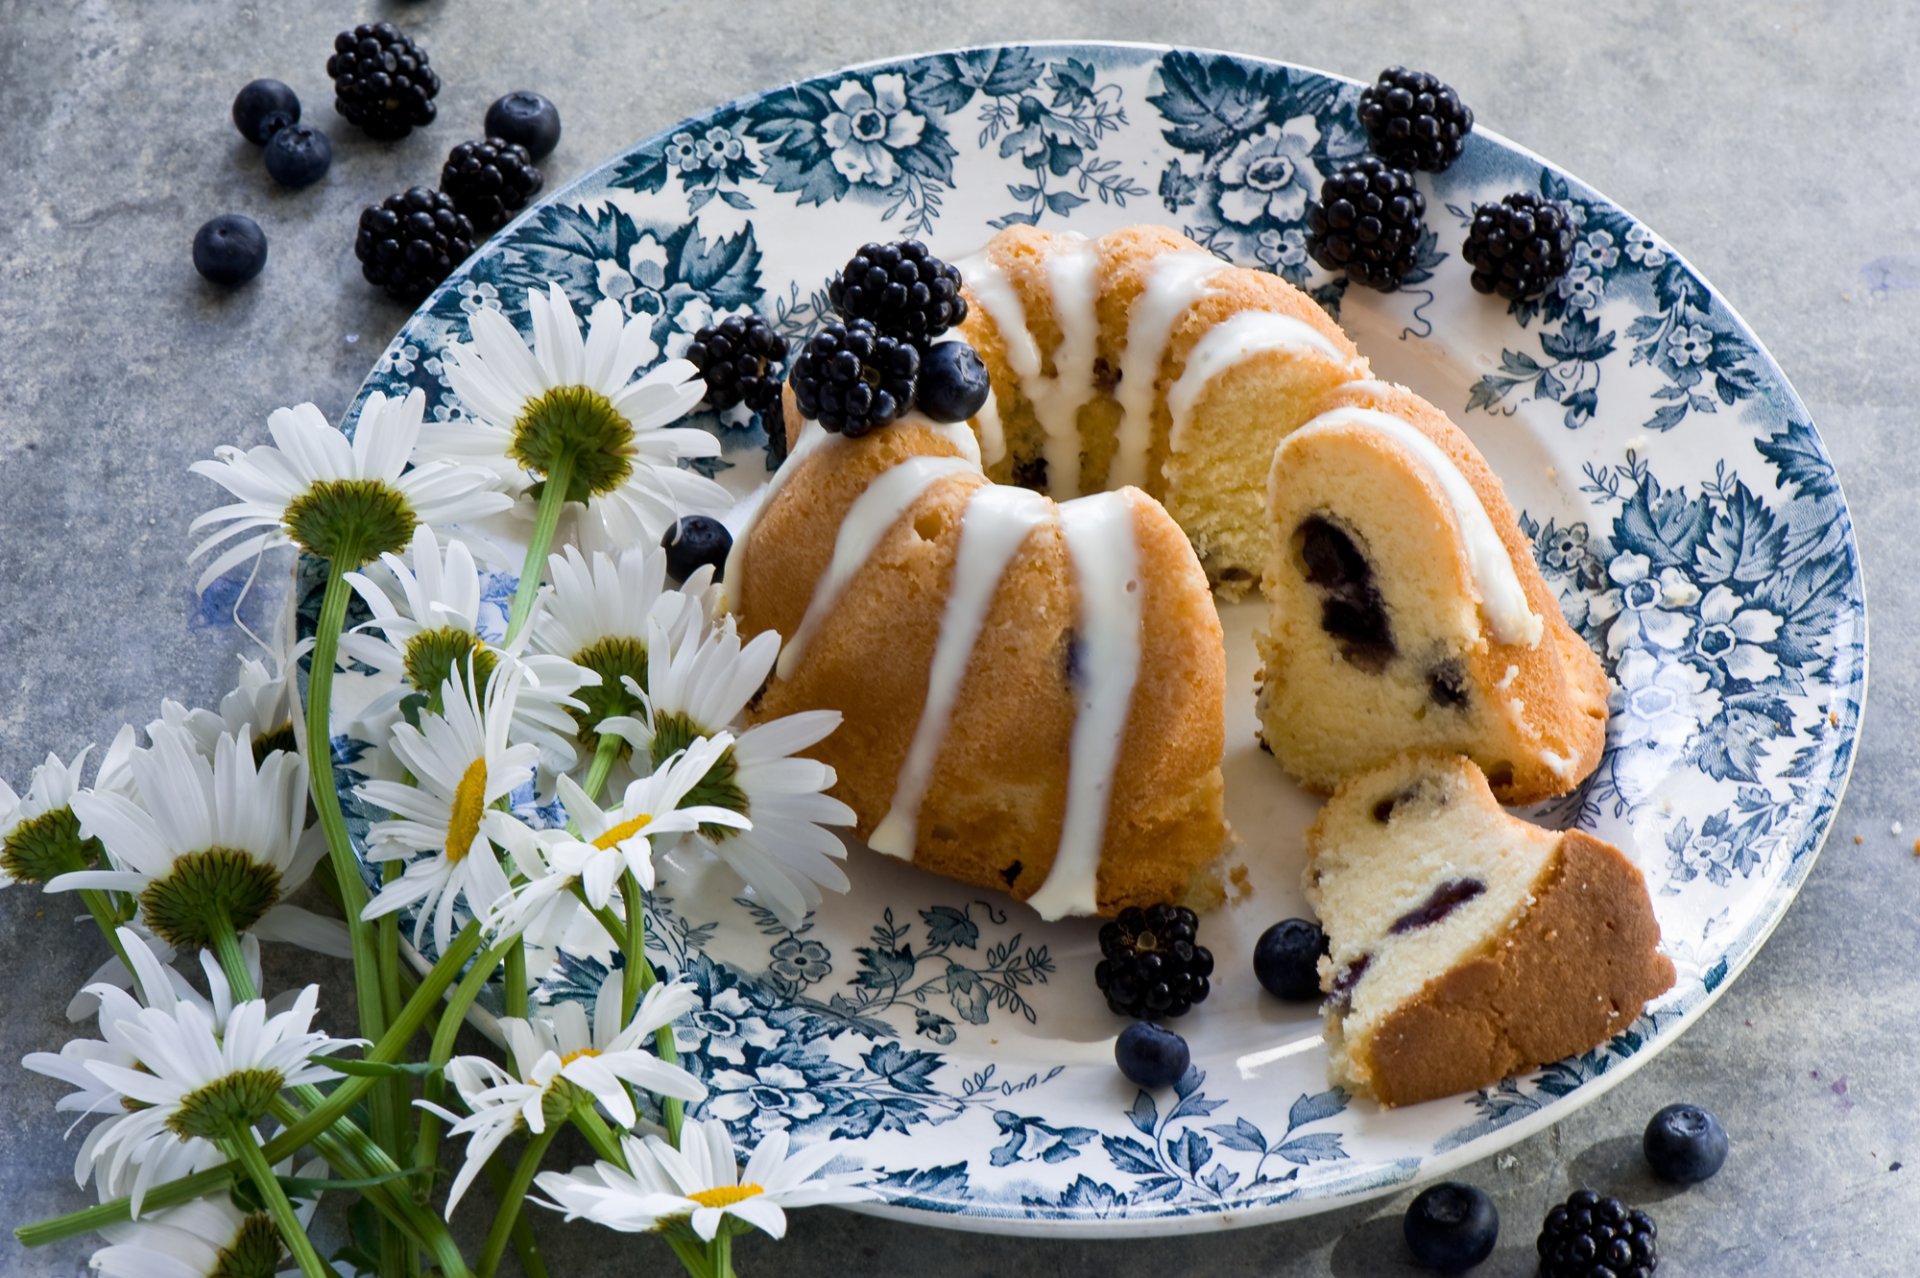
[316,43,1866,1236]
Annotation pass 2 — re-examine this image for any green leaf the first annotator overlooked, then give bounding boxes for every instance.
[328,1057,444,1080]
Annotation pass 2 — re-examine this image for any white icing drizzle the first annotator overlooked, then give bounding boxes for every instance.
[869,485,1055,858]
[720,422,835,614]
[1025,492,1143,921]
[1166,310,1358,449]
[956,237,1099,498]
[775,454,976,678]
[1291,406,1545,648]
[1110,250,1228,488]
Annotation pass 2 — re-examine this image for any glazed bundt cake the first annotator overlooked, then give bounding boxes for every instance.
[1306,753,1674,1108]
[1256,378,1609,804]
[954,224,1370,590]
[726,401,1228,920]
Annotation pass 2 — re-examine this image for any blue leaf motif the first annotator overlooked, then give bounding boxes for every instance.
[1206,1117,1268,1154]
[862,1042,943,1094]
[1286,1087,1349,1132]
[1148,51,1271,152]
[1168,1129,1213,1176]
[1694,481,1784,586]
[945,964,991,1025]
[1273,1132,1348,1165]
[1127,1090,1158,1137]
[1103,1133,1162,1177]
[913,48,1044,113]
[919,905,979,950]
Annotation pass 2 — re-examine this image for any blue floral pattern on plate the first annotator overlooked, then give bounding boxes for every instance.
[318,44,1866,1235]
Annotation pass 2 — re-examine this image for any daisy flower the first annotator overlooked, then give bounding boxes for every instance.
[356,663,540,956]
[53,726,329,954]
[422,283,730,546]
[24,929,353,1213]
[188,388,511,587]
[425,979,706,1212]
[1,731,134,888]
[150,655,301,763]
[341,524,592,775]
[90,1176,321,1278]
[533,1116,878,1241]
[495,733,748,932]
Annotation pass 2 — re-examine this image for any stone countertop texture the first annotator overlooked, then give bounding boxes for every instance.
[0,1,1912,1273]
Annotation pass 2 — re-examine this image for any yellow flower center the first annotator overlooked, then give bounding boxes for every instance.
[446,758,489,864]
[592,812,653,850]
[688,1184,765,1210]
[558,1047,600,1067]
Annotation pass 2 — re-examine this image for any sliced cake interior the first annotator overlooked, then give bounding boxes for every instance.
[1305,753,1674,1107]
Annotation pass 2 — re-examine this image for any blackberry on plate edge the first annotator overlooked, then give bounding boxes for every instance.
[354,187,475,302]
[661,516,732,584]
[485,91,562,160]
[788,318,919,438]
[193,215,268,287]
[1358,66,1474,173]
[1461,191,1577,301]
[263,123,332,189]
[232,79,301,144]
[686,316,789,415]
[1114,1022,1189,1090]
[1305,158,1427,292]
[1253,917,1328,1002]
[1403,1181,1498,1272]
[1536,1189,1658,1278]
[915,341,991,423]
[829,240,969,341]
[440,138,544,236]
[327,22,440,140]
[1094,904,1214,1019]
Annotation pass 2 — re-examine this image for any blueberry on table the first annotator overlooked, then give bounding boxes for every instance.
[915,341,991,423]
[192,215,268,287]
[1253,917,1328,1001]
[661,516,732,583]
[1114,1022,1189,1090]
[1643,1101,1729,1184]
[484,90,562,160]
[232,78,300,143]
[1403,1181,1498,1272]
[263,123,332,189]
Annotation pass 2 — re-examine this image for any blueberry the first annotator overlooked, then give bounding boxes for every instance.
[1643,1102,1729,1184]
[484,91,562,159]
[1114,1022,1189,1089]
[1403,1182,1498,1271]
[192,215,268,287]
[232,78,301,144]
[263,123,332,189]
[1253,917,1327,1001]
[661,515,732,583]
[915,341,991,423]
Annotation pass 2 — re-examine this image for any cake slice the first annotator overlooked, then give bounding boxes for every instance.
[1305,753,1674,1108]
[1256,378,1608,804]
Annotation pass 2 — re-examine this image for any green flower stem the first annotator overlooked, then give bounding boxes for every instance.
[224,1124,330,1278]
[618,870,683,1144]
[78,888,134,972]
[416,935,517,1187]
[668,1230,718,1278]
[506,451,575,644]
[569,1103,628,1167]
[206,908,254,999]
[483,1159,552,1278]
[503,936,529,1023]
[581,731,622,805]
[477,1126,558,1278]
[710,1229,736,1278]
[17,922,487,1249]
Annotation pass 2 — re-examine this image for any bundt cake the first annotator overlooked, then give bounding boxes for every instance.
[953,224,1370,590]
[1306,753,1674,1107]
[1256,378,1609,804]
[725,401,1228,920]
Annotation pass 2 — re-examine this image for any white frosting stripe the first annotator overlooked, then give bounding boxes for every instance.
[1025,492,1142,921]
[1290,406,1545,648]
[1167,310,1358,449]
[1111,250,1227,489]
[870,485,1055,858]
[775,455,976,677]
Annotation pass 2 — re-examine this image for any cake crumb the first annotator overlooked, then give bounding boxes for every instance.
[1894,821,1906,836]
[1855,835,1864,844]
[1545,464,1559,481]
[1829,709,1841,727]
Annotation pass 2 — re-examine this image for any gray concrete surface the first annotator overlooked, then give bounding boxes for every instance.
[1,1,1914,1273]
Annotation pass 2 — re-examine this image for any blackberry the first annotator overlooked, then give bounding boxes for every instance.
[1094,904,1214,1019]
[1358,66,1474,173]
[828,240,968,341]
[1536,1189,1657,1278]
[686,315,789,415]
[1306,158,1427,292]
[327,22,440,140]
[1461,192,1576,301]
[355,187,475,302]
[440,138,544,236]
[788,318,919,438]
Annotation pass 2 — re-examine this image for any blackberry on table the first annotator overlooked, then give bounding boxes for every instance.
[828,240,968,341]
[440,138,543,236]
[1095,904,1214,1019]
[1305,158,1427,292]
[788,318,919,438]
[1358,66,1474,173]
[1461,191,1576,301]
[686,316,789,415]
[1536,1189,1658,1278]
[355,187,475,302]
[327,22,440,140]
